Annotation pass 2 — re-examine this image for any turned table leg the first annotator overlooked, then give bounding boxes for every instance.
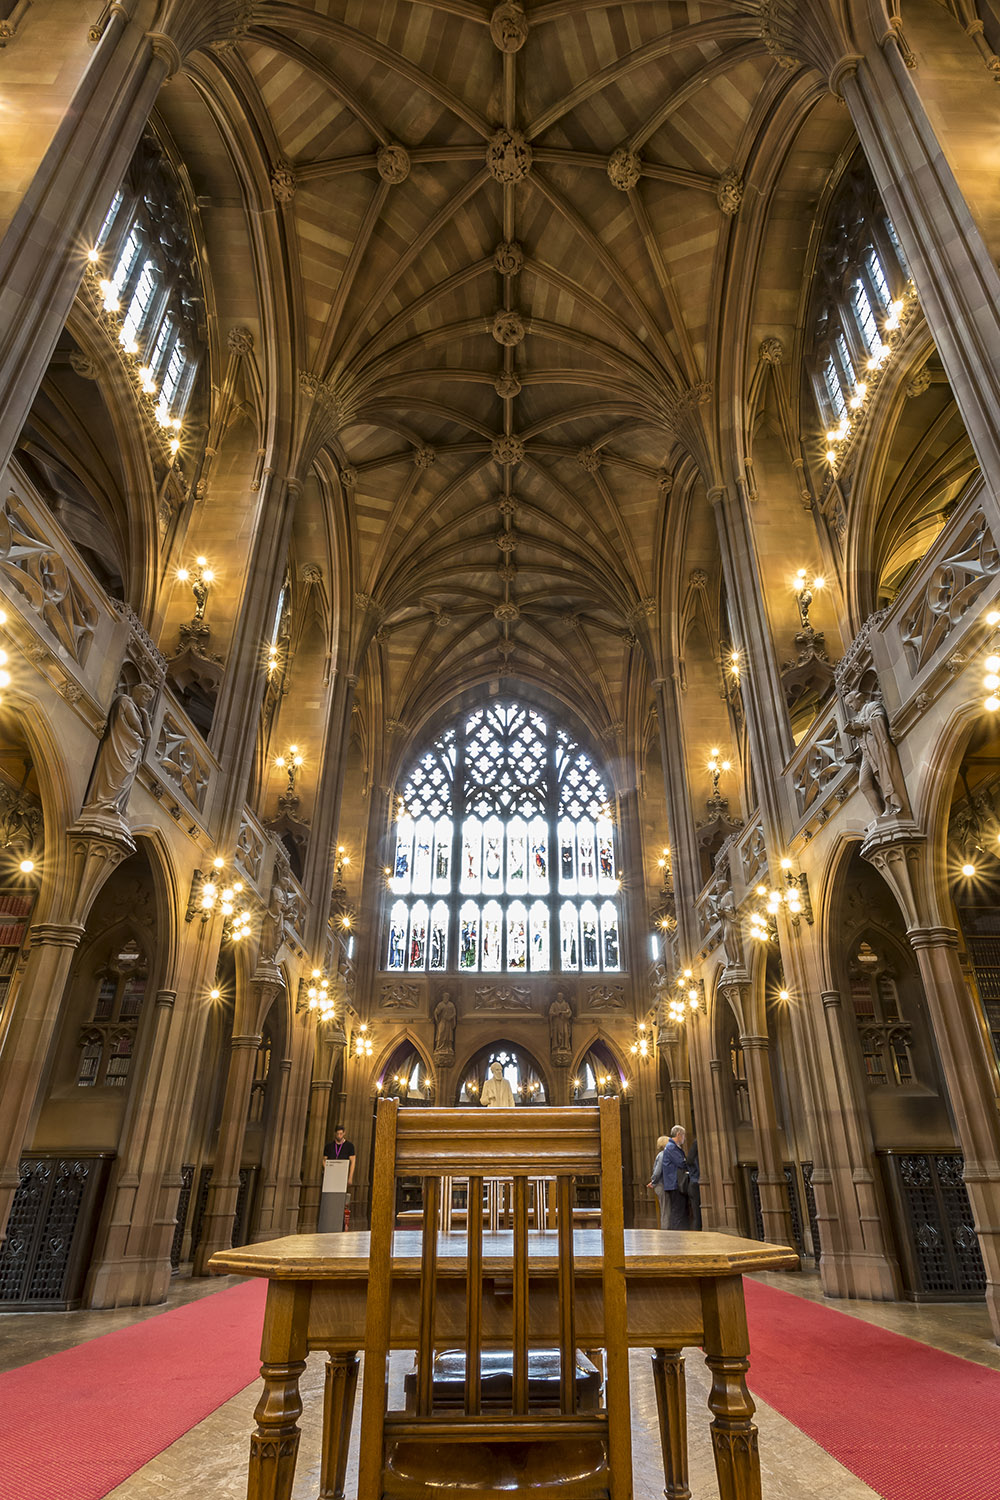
[320,1351,361,1500]
[651,1348,691,1500]
[247,1282,311,1500]
[701,1276,761,1500]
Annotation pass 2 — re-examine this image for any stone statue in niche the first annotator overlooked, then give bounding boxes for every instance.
[481,1060,516,1108]
[548,991,573,1063]
[433,992,457,1061]
[844,687,911,823]
[82,682,155,827]
[709,877,745,971]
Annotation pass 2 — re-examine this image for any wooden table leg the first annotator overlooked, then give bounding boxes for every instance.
[247,1282,311,1500]
[320,1351,361,1500]
[650,1348,691,1500]
[700,1276,761,1500]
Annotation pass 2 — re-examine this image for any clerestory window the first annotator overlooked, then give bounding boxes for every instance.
[384,702,623,975]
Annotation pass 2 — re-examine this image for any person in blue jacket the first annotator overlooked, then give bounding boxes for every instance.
[649,1124,689,1230]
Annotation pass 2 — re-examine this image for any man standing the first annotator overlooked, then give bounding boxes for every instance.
[649,1125,689,1230]
[323,1125,356,1188]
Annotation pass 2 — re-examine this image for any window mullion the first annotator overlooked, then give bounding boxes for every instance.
[449,731,466,972]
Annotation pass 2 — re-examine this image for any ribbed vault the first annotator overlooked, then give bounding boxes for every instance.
[205,1,787,730]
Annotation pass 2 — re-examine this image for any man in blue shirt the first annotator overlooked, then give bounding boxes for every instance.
[649,1124,689,1230]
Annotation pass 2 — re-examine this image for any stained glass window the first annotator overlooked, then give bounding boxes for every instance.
[384,701,623,973]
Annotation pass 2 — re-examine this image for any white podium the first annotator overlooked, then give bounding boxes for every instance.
[318,1158,350,1232]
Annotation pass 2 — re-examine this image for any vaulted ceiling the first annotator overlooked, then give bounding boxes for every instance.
[198,1,805,739]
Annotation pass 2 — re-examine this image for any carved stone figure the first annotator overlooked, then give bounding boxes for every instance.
[433,992,457,1059]
[83,683,155,822]
[376,142,411,184]
[710,878,744,970]
[844,688,911,822]
[607,146,641,191]
[548,992,573,1062]
[486,128,532,183]
[481,1059,516,1107]
[258,871,295,965]
[490,1,528,52]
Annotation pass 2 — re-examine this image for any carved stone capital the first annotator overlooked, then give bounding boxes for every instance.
[28,921,86,949]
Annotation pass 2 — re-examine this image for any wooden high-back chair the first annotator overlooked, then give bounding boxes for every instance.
[357,1098,632,1500]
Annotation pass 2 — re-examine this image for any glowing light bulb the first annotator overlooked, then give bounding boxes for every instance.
[780,857,792,870]
[18,858,34,874]
[986,656,1000,673]
[988,611,1000,627]
[210,987,221,1000]
[986,675,1000,691]
[212,855,224,869]
[87,247,100,262]
[826,449,837,464]
[962,862,976,877]
[779,988,790,1001]
[176,567,189,582]
[986,696,1000,712]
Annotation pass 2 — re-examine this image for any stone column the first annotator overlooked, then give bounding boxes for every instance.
[908,926,1000,1339]
[0,922,85,1233]
[707,1058,742,1233]
[0,829,133,1241]
[817,989,900,1300]
[253,1057,293,1241]
[192,1029,262,1273]
[193,972,283,1273]
[669,1078,694,1139]
[298,1025,343,1232]
[85,986,178,1307]
[740,1034,796,1248]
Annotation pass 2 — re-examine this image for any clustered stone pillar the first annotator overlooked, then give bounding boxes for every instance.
[740,1034,795,1249]
[194,1016,268,1275]
[908,926,1000,1339]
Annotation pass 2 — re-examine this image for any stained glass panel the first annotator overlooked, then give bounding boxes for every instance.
[529,817,548,892]
[429,901,449,970]
[482,900,503,971]
[581,901,600,970]
[483,816,504,892]
[387,901,408,970]
[392,819,413,895]
[433,817,452,892]
[408,901,428,970]
[461,818,482,894]
[507,900,527,970]
[459,901,480,970]
[561,903,579,971]
[600,901,620,970]
[530,901,550,970]
[412,818,433,893]
[507,817,527,893]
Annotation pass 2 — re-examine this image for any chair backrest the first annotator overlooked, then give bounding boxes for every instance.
[357,1098,632,1498]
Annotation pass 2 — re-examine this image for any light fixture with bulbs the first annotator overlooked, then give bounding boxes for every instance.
[354,1020,374,1059]
[275,744,304,798]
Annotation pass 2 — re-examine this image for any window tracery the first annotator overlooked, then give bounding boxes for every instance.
[809,159,908,431]
[386,702,621,974]
[95,133,204,427]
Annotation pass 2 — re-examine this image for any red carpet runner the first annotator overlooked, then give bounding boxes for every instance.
[0,1277,267,1500]
[3,1273,1000,1499]
[744,1278,1000,1499]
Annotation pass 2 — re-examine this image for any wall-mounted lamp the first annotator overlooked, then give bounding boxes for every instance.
[177,557,214,623]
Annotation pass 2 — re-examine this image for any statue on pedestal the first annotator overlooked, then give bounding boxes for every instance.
[481,1060,516,1108]
[81,682,155,830]
[709,877,744,971]
[548,991,573,1064]
[433,992,457,1062]
[844,687,911,823]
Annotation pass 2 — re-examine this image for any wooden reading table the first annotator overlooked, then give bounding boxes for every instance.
[211,1228,797,1500]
